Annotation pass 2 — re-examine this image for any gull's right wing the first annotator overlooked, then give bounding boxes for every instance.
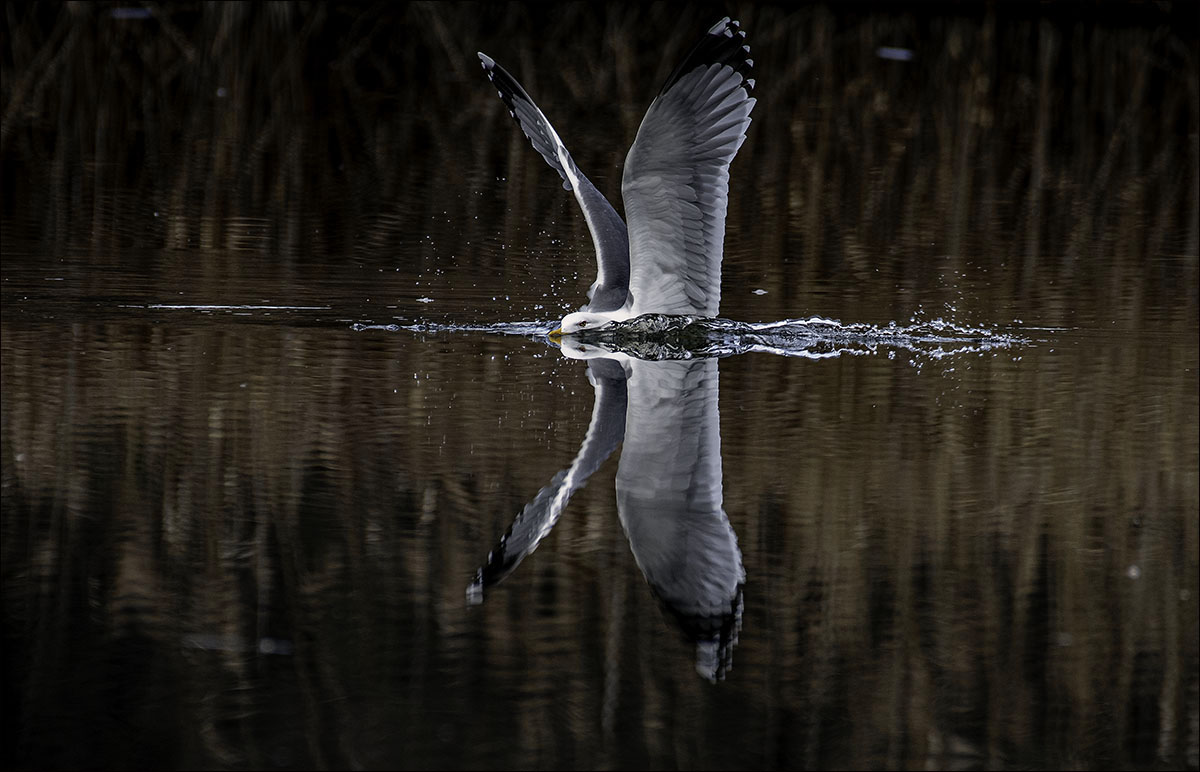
[467,357,628,602]
[478,53,631,313]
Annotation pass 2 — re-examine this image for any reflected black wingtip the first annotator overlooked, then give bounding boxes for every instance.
[659,17,754,98]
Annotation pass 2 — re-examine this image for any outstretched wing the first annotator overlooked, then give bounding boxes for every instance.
[615,358,743,681]
[621,18,756,317]
[478,53,631,313]
[467,358,628,601]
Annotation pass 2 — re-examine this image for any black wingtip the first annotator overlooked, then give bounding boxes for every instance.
[706,16,734,36]
[476,53,534,126]
[659,17,753,98]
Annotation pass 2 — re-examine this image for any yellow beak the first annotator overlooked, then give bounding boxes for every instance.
[548,327,564,339]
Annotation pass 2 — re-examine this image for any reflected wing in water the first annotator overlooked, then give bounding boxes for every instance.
[615,358,744,681]
[467,359,628,602]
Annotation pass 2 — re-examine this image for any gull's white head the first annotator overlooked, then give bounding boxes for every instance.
[550,311,616,337]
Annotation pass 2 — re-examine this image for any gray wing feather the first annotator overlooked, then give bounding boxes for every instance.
[478,53,631,313]
[467,359,628,600]
[621,19,755,317]
[615,358,743,680]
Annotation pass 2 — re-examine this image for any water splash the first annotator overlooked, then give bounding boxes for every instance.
[355,314,1033,362]
[125,304,332,311]
[352,320,552,338]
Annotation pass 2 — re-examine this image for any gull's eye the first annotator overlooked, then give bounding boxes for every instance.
[578,321,588,327]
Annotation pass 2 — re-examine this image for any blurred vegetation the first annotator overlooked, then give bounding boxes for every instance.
[1,307,1196,769]
[1,2,1198,770]
[2,2,1197,319]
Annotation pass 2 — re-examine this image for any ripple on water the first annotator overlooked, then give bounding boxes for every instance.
[353,314,1034,363]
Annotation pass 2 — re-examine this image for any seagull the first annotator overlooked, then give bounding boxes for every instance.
[468,345,744,681]
[477,17,756,336]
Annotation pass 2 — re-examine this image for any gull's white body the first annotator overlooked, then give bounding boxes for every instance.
[478,18,756,335]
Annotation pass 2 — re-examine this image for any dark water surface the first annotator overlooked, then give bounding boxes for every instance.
[2,3,1198,770]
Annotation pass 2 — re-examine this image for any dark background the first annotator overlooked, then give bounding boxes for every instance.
[2,3,1198,770]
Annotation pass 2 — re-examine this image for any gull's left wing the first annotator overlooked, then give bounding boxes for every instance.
[621,17,756,317]
[615,357,744,681]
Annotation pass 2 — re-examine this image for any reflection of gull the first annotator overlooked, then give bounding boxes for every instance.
[465,357,627,596]
[478,18,755,335]
[469,343,744,681]
[617,355,743,681]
